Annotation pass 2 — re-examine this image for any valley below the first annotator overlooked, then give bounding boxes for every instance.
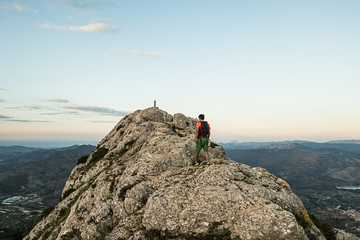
[0,145,95,239]
[225,141,360,237]
[0,194,44,239]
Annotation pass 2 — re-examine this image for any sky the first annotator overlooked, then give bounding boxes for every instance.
[1,0,360,145]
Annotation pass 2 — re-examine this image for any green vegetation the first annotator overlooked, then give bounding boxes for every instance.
[37,187,88,239]
[75,147,109,172]
[22,221,39,239]
[256,191,265,199]
[0,231,23,240]
[39,206,55,220]
[35,206,72,240]
[177,133,184,137]
[144,229,162,240]
[109,180,115,193]
[295,210,337,240]
[244,177,254,184]
[77,155,89,165]
[131,222,145,233]
[88,147,109,168]
[60,228,82,240]
[144,229,165,240]
[57,207,71,225]
[117,147,128,158]
[61,188,75,201]
[117,139,137,158]
[209,141,219,148]
[294,209,314,229]
[68,186,87,208]
[188,222,233,240]
[214,159,226,165]
[144,222,239,240]
[125,139,136,148]
[40,227,53,240]
[309,214,336,240]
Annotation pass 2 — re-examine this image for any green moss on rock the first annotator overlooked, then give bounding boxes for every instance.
[77,155,89,165]
[39,206,55,221]
[77,147,109,171]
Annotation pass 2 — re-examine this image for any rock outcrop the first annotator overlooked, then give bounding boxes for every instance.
[25,108,337,240]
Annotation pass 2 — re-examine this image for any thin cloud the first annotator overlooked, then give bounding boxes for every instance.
[7,105,43,110]
[0,115,53,122]
[89,120,117,123]
[41,22,117,33]
[48,99,69,103]
[103,49,166,58]
[40,110,80,116]
[0,114,10,119]
[40,112,63,115]
[0,88,6,91]
[0,99,5,102]
[56,0,117,8]
[63,110,80,115]
[64,106,129,116]
[6,119,53,123]
[7,119,32,122]
[0,3,38,13]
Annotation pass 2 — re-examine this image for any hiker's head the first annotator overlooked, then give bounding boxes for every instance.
[198,114,205,120]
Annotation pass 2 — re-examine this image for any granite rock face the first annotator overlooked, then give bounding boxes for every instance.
[25,108,333,240]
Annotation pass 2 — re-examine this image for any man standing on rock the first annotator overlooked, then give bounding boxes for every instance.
[195,114,211,166]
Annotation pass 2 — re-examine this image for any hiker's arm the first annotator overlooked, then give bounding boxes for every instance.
[208,128,210,138]
[195,126,199,142]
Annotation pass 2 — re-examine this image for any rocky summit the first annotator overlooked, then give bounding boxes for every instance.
[25,108,350,240]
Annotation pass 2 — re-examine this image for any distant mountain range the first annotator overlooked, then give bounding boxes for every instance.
[0,146,39,159]
[326,139,360,144]
[0,144,95,239]
[219,139,360,151]
[222,141,360,237]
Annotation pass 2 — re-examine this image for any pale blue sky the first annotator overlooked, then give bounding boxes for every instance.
[1,0,360,143]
